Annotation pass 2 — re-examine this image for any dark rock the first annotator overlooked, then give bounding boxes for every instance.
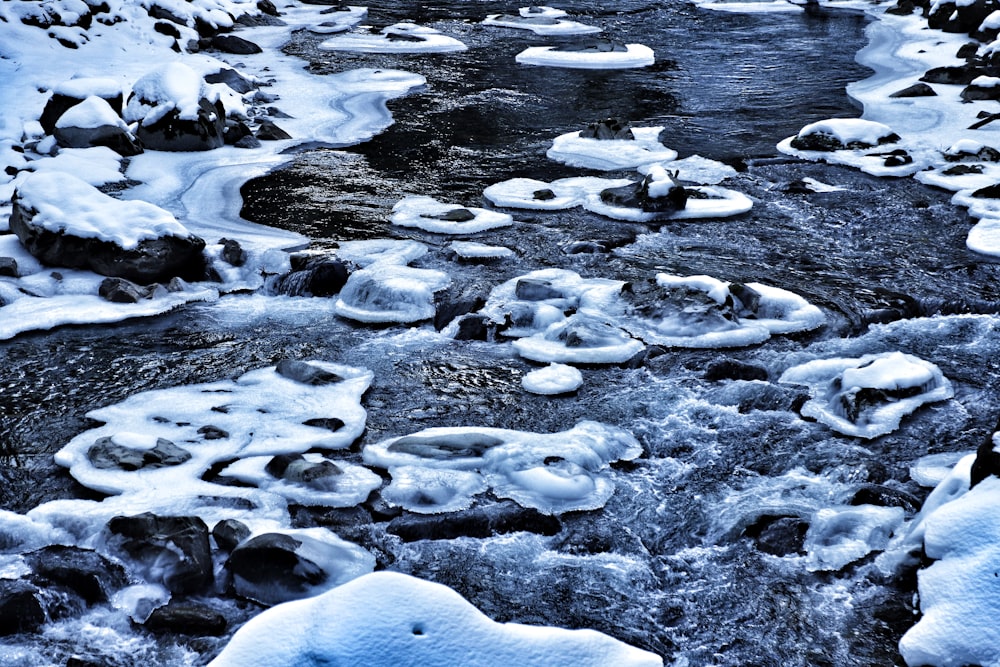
[888,82,937,98]
[791,128,900,152]
[211,34,263,54]
[302,417,346,432]
[266,106,293,118]
[10,192,207,283]
[451,314,490,341]
[154,20,181,38]
[134,97,226,152]
[0,257,18,278]
[40,90,124,135]
[265,454,343,490]
[275,359,344,385]
[273,255,349,296]
[0,580,45,635]
[562,240,608,254]
[971,417,1000,487]
[972,183,1000,199]
[98,277,152,303]
[144,602,227,635]
[533,188,557,201]
[704,359,769,382]
[425,207,476,222]
[957,42,981,59]
[213,519,251,552]
[24,545,127,604]
[945,144,1000,162]
[599,172,689,214]
[387,502,562,542]
[837,385,924,424]
[920,64,982,85]
[197,425,229,440]
[233,134,262,149]
[557,38,628,53]
[383,28,427,42]
[204,68,256,94]
[886,0,918,15]
[579,118,635,141]
[962,82,1000,101]
[223,120,255,146]
[105,513,213,594]
[848,484,921,514]
[743,515,809,556]
[515,278,563,301]
[226,533,327,604]
[258,0,280,15]
[147,5,187,26]
[219,238,247,267]
[942,164,984,175]
[434,295,486,331]
[88,436,191,471]
[256,119,292,140]
[53,119,143,157]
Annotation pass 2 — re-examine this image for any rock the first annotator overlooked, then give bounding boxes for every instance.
[302,417,346,432]
[557,38,628,53]
[265,453,343,489]
[848,484,921,514]
[211,34,263,54]
[888,82,937,98]
[144,602,228,635]
[154,20,181,38]
[970,417,1000,487]
[226,533,328,604]
[0,580,46,635]
[40,82,124,135]
[213,519,251,552]
[920,65,982,85]
[961,82,1000,101]
[219,238,246,267]
[972,183,1000,199]
[234,134,262,149]
[52,96,143,156]
[258,0,280,16]
[272,255,350,296]
[87,436,191,470]
[256,119,292,140]
[579,118,635,141]
[515,278,563,301]
[742,515,809,556]
[223,120,256,146]
[105,513,213,594]
[790,129,901,152]
[944,144,1000,162]
[0,257,18,278]
[136,97,227,152]
[599,171,689,214]
[99,277,153,303]
[451,314,489,341]
[704,359,769,382]
[957,42,981,59]
[387,502,562,542]
[204,68,256,94]
[24,545,128,604]
[433,295,486,331]
[275,359,344,385]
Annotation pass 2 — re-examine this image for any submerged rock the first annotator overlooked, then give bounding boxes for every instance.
[0,580,45,635]
[24,545,128,605]
[144,601,228,635]
[105,513,213,595]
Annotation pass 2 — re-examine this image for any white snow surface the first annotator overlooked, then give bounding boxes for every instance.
[318,22,467,53]
[483,12,601,35]
[483,176,634,210]
[521,363,585,395]
[546,126,678,170]
[208,571,663,667]
[334,265,451,324]
[583,184,754,222]
[448,241,515,259]
[124,61,218,125]
[516,44,655,69]
[391,195,515,234]
[55,96,129,131]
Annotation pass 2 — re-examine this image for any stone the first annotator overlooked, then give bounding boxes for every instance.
[579,118,635,141]
[704,359,769,382]
[154,20,181,38]
[424,208,476,222]
[920,65,982,85]
[265,453,343,489]
[213,519,251,552]
[0,580,45,635]
[105,513,213,594]
[0,257,18,278]
[599,172,689,214]
[848,484,921,514]
[24,545,128,604]
[256,119,292,140]
[197,425,229,440]
[961,83,1000,102]
[226,533,327,603]
[88,436,191,471]
[971,417,1000,487]
[144,602,228,635]
[275,359,344,385]
[433,295,486,331]
[204,68,256,94]
[53,121,143,157]
[233,134,262,149]
[743,515,809,556]
[99,277,152,303]
[135,97,226,152]
[514,278,563,301]
[557,38,628,53]
[223,120,256,146]
[273,255,350,296]
[219,238,247,267]
[302,417,346,432]
[790,130,901,152]
[387,502,562,542]
[888,83,937,98]
[211,34,263,54]
[258,0,280,16]
[40,90,124,135]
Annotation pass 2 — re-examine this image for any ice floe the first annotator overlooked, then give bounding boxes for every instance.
[448,241,515,260]
[391,195,515,235]
[546,123,678,170]
[306,6,368,34]
[516,41,655,69]
[779,351,954,439]
[208,571,663,667]
[802,504,905,571]
[483,176,634,211]
[363,421,643,515]
[584,183,753,222]
[521,363,584,395]
[318,23,467,53]
[334,264,450,324]
[483,7,601,35]
[637,154,739,185]
[217,453,383,508]
[512,314,646,365]
[777,118,928,177]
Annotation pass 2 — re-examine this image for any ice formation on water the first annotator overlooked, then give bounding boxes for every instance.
[208,571,663,667]
[583,183,754,222]
[363,421,643,515]
[512,314,646,365]
[483,176,634,210]
[217,453,383,508]
[637,154,739,185]
[521,363,584,395]
[546,126,679,170]
[335,265,450,324]
[391,195,515,234]
[802,504,905,571]
[483,6,601,35]
[778,118,928,177]
[515,42,656,69]
[779,351,954,439]
[447,241,515,260]
[306,5,367,34]
[318,22,468,53]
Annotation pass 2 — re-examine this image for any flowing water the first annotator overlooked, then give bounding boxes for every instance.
[3,1,1000,665]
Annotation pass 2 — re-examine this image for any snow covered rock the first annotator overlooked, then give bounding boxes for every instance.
[521,363,584,395]
[483,8,601,35]
[104,513,213,595]
[778,118,924,177]
[512,314,645,365]
[208,571,663,666]
[124,62,226,152]
[335,264,450,324]
[595,165,688,214]
[217,453,382,508]
[802,504,905,571]
[319,22,467,53]
[779,351,954,439]
[391,195,514,234]
[547,123,678,170]
[10,171,207,283]
[54,96,143,155]
[788,118,900,152]
[40,77,125,135]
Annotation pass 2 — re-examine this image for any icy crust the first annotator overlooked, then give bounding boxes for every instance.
[515,44,655,69]
[637,154,739,185]
[306,5,368,34]
[778,118,929,178]
[54,361,373,496]
[546,126,679,170]
[217,454,383,508]
[335,265,450,324]
[363,421,643,515]
[335,238,429,267]
[208,571,663,667]
[318,22,468,53]
[803,505,905,571]
[391,195,515,234]
[696,0,806,12]
[448,241,515,259]
[619,274,825,348]
[483,176,634,210]
[779,351,954,439]
[14,171,193,249]
[583,184,753,222]
[512,315,646,365]
[521,363,584,395]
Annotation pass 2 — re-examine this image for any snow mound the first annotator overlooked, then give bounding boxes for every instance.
[335,264,450,324]
[516,43,655,69]
[778,118,928,177]
[483,11,601,35]
[391,195,514,234]
[364,421,643,515]
[448,241,515,259]
[124,61,216,126]
[306,6,368,34]
[546,126,678,170]
[584,184,753,221]
[637,154,739,185]
[512,314,645,365]
[521,363,584,395]
[483,176,633,210]
[779,351,954,439]
[319,23,467,53]
[208,571,663,666]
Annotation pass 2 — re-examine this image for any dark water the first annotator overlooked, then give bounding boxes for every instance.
[4,1,1000,665]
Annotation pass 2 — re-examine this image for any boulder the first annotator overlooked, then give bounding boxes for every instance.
[579,118,635,141]
[212,519,251,552]
[275,359,344,385]
[40,78,124,134]
[0,257,18,278]
[970,417,1000,487]
[87,435,191,470]
[265,453,344,490]
[0,580,45,635]
[211,34,263,54]
[135,97,226,152]
[599,171,688,214]
[271,255,349,296]
[24,545,128,604]
[10,171,207,284]
[105,513,213,594]
[256,119,292,140]
[205,68,256,94]
[742,515,809,556]
[920,64,982,85]
[52,96,143,156]
[99,277,154,303]
[387,502,562,542]
[125,63,226,152]
[888,82,937,98]
[144,602,228,635]
[961,82,1000,101]
[226,533,328,604]
[848,484,921,514]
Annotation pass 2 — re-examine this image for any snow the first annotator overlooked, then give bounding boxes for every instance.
[124,61,217,126]
[391,195,515,234]
[521,363,584,395]
[583,184,754,222]
[54,96,128,130]
[637,154,739,185]
[53,77,123,100]
[483,176,634,211]
[483,13,601,36]
[516,44,656,69]
[306,5,368,34]
[448,241,515,259]
[364,421,643,515]
[318,23,468,53]
[779,351,954,439]
[794,118,898,148]
[13,171,194,249]
[512,314,646,364]
[334,264,450,324]
[217,454,383,508]
[803,504,905,571]
[696,0,806,12]
[546,126,678,170]
[208,571,663,667]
